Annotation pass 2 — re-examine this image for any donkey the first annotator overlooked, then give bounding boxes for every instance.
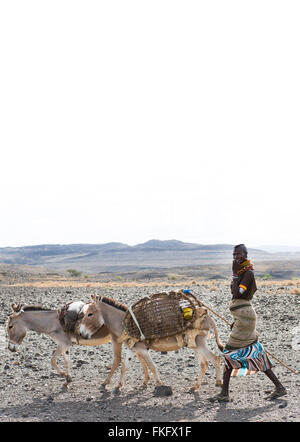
[79,294,224,391]
[6,303,150,387]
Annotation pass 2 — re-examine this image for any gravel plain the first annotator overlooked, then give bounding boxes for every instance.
[0,280,299,422]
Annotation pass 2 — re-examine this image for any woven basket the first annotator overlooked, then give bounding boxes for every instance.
[122,291,201,340]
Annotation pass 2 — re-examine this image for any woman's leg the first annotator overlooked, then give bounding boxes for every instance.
[264,368,287,398]
[209,366,232,402]
[220,366,233,396]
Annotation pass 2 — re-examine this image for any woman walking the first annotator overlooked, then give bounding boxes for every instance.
[210,244,287,402]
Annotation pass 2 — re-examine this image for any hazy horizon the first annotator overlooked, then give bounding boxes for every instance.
[1,239,300,252]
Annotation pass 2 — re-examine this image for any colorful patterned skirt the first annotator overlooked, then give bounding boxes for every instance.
[222,341,273,376]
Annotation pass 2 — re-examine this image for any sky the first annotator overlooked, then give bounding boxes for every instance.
[0,1,299,249]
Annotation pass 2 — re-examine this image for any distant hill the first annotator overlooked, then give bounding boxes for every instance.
[0,240,275,273]
[133,240,236,251]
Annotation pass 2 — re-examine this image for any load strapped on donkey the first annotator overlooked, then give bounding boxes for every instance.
[118,289,218,350]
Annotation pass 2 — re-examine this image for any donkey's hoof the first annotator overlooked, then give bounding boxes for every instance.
[65,375,72,384]
[113,386,121,395]
[216,381,223,387]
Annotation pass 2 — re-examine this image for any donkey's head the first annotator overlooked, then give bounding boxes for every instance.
[6,304,27,352]
[78,295,104,339]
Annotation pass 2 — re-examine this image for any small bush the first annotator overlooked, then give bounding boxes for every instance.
[67,269,83,277]
[168,273,179,281]
[262,273,272,280]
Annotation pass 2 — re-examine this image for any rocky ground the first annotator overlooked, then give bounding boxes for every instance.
[0,279,299,423]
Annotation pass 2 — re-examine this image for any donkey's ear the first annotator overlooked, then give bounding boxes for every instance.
[90,294,96,303]
[12,303,22,312]
[93,294,100,304]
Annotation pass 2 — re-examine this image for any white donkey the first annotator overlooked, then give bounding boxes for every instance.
[6,302,150,387]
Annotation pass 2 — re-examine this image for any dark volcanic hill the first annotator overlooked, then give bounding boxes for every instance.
[0,240,275,273]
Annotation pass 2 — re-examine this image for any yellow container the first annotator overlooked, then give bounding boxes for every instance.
[182,307,193,320]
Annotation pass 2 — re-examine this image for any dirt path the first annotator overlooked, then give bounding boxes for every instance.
[0,282,299,422]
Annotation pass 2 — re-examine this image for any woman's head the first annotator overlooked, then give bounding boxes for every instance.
[233,244,248,262]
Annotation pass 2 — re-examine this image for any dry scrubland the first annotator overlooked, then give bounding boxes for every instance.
[0,274,299,422]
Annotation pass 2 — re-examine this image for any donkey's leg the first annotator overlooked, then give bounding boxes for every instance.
[49,332,73,385]
[118,351,151,387]
[196,335,222,387]
[51,345,67,377]
[191,348,208,391]
[118,347,134,389]
[135,353,150,387]
[102,337,122,387]
[132,343,163,386]
[119,344,162,388]
[62,347,72,385]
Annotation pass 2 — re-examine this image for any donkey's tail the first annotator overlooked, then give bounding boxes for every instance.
[208,316,224,352]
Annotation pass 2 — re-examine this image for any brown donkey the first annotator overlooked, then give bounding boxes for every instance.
[79,294,223,391]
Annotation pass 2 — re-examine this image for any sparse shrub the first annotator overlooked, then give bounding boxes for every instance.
[168,273,179,281]
[67,269,83,277]
[262,273,272,280]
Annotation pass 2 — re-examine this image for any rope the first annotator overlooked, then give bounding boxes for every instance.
[128,305,145,341]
